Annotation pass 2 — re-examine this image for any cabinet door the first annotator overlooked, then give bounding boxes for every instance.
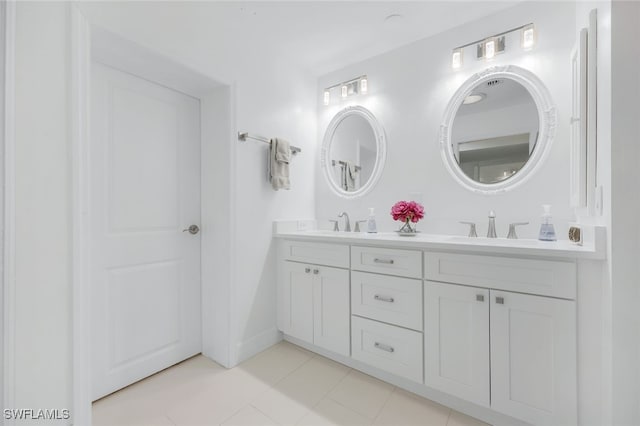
[424,281,489,407]
[490,291,577,426]
[313,265,350,356]
[278,262,314,344]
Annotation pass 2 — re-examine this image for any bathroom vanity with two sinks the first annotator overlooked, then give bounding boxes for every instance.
[274,223,605,426]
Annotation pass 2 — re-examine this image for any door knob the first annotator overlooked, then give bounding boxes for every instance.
[183,225,200,235]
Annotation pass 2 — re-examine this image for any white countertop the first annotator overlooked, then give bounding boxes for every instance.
[274,228,606,260]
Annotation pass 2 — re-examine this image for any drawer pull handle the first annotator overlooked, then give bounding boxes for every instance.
[476,294,484,302]
[496,296,505,304]
[313,269,320,275]
[373,258,395,265]
[305,267,311,273]
[374,342,395,353]
[374,294,395,303]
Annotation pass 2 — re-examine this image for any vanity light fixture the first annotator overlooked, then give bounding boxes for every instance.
[451,23,535,68]
[323,75,369,106]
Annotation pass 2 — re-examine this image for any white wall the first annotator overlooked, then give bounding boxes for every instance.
[609,2,640,425]
[14,1,73,418]
[317,1,576,239]
[11,1,317,420]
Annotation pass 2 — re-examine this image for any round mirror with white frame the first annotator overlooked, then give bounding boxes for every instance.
[321,106,386,198]
[439,65,556,194]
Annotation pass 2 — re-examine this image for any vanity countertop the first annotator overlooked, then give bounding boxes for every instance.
[274,228,606,260]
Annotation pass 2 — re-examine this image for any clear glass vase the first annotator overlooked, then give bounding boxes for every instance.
[397,219,417,235]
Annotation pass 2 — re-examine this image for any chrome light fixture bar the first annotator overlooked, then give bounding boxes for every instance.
[323,75,368,106]
[451,23,535,69]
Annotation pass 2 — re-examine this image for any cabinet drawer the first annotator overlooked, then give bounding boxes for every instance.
[351,271,423,331]
[351,316,423,383]
[424,252,576,300]
[280,240,349,268]
[351,246,422,278]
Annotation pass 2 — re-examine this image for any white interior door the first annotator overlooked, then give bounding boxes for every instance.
[90,62,202,400]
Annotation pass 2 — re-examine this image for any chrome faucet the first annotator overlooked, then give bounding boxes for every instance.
[338,212,351,232]
[487,210,497,238]
[507,222,529,239]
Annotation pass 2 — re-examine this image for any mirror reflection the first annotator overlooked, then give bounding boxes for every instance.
[451,78,539,184]
[328,114,377,191]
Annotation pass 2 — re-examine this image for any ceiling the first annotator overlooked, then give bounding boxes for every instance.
[81,1,523,77]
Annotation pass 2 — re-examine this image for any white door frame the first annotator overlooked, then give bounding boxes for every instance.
[1,1,16,424]
[70,7,238,425]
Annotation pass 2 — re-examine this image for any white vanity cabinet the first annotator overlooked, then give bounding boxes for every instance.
[275,234,590,426]
[424,252,577,426]
[277,240,350,356]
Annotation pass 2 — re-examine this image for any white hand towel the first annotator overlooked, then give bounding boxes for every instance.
[346,161,358,191]
[270,138,291,191]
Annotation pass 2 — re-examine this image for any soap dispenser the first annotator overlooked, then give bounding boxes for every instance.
[367,207,377,233]
[538,204,557,241]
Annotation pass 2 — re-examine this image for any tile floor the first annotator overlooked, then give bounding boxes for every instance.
[93,341,490,426]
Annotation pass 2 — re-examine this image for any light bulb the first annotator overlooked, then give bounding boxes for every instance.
[522,24,535,49]
[323,90,330,106]
[360,77,368,94]
[451,49,462,69]
[485,39,495,59]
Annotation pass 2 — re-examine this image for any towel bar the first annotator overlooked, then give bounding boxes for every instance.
[238,132,301,154]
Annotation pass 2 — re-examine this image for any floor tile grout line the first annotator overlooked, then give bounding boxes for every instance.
[286,361,353,425]
[370,385,398,424]
[445,408,453,426]
[217,404,250,426]
[249,403,283,426]
[165,413,178,426]
[323,369,396,422]
[322,395,376,425]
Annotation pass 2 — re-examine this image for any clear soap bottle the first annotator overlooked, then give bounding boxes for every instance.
[538,204,557,241]
[367,207,377,233]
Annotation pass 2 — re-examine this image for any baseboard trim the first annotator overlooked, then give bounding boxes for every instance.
[236,327,282,365]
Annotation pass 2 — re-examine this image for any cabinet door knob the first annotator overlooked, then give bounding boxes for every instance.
[304,267,311,273]
[476,294,485,302]
[313,269,319,275]
[496,296,505,304]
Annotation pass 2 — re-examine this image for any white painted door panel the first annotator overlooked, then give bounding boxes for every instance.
[313,265,350,356]
[490,291,577,426]
[91,63,201,400]
[278,261,314,343]
[424,282,489,407]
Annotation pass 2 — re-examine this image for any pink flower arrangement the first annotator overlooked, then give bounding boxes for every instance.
[391,200,425,224]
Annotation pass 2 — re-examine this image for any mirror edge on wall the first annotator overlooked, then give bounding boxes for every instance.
[321,105,387,199]
[439,65,557,195]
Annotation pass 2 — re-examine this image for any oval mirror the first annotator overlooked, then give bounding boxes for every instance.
[321,106,386,198]
[440,65,556,193]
